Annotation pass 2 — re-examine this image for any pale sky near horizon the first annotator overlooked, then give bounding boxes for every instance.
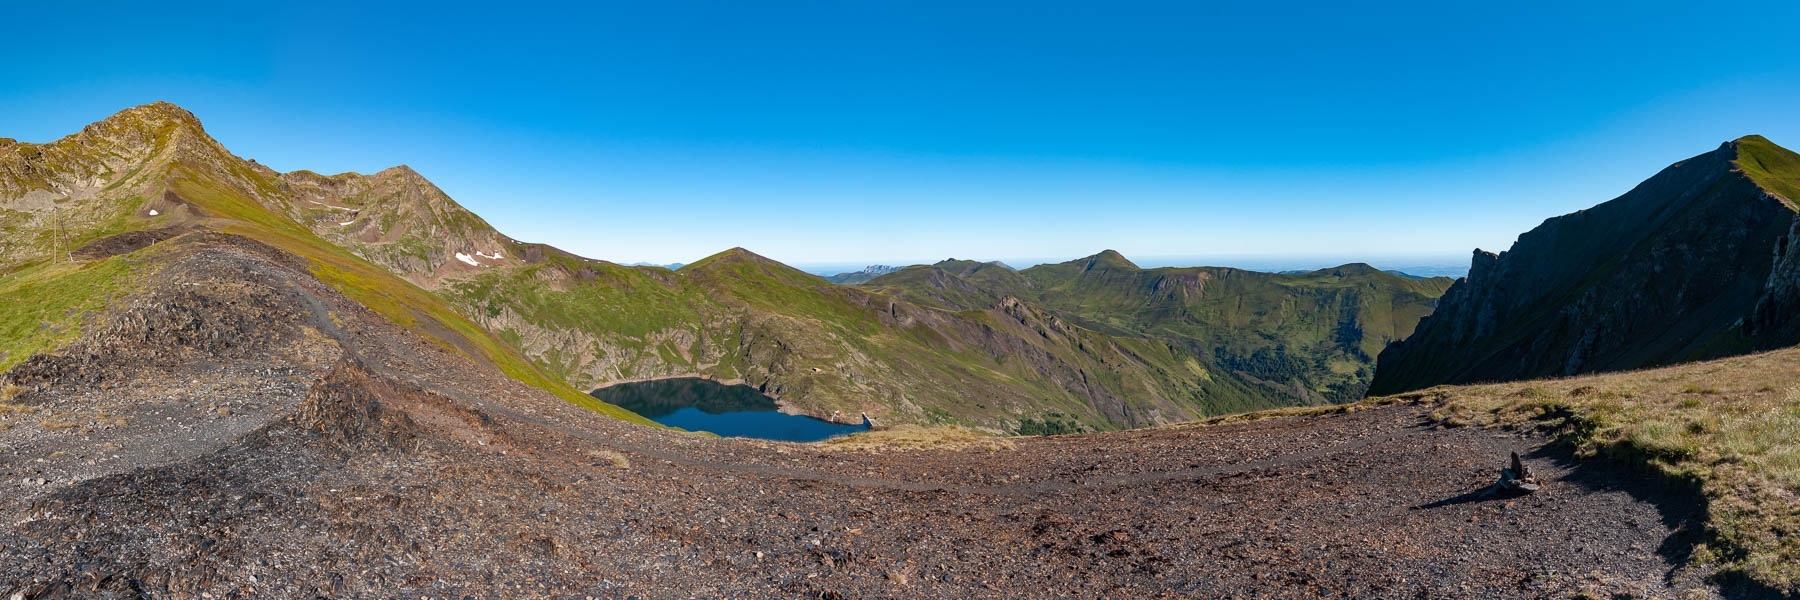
[2,1,1797,273]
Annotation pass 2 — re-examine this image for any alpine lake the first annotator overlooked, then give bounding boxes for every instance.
[590,378,869,442]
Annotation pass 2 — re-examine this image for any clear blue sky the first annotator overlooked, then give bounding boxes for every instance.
[3,1,1797,272]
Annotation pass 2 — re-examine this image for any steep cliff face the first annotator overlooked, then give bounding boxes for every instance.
[1370,136,1800,394]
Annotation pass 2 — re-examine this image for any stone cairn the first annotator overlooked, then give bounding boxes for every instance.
[1484,451,1541,496]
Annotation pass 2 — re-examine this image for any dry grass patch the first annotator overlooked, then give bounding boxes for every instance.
[1387,347,1800,593]
[1169,396,1412,429]
[821,425,1014,452]
[40,412,82,430]
[584,448,631,468]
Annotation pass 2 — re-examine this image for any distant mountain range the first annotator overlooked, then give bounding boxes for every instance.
[23,103,1799,435]
[821,264,903,284]
[439,244,1454,430]
[861,255,1451,406]
[1280,268,1434,279]
[0,102,1465,432]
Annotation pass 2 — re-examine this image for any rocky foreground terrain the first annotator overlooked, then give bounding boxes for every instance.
[0,231,1729,598]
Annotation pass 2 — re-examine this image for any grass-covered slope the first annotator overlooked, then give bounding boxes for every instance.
[1383,346,1800,594]
[443,246,1293,431]
[270,164,523,286]
[865,252,1454,404]
[1736,135,1800,206]
[1372,136,1800,395]
[0,102,652,425]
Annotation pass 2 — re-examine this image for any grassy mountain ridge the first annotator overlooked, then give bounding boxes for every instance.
[0,102,1445,432]
[0,102,652,424]
[1372,135,1800,395]
[864,253,1454,403]
[442,245,1293,430]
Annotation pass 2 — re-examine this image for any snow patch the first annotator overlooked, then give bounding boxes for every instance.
[147,209,159,216]
[455,252,481,267]
[475,251,505,260]
[308,200,357,211]
[338,220,356,226]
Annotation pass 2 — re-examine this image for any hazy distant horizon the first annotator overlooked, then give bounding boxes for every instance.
[775,253,1474,279]
[4,3,1794,266]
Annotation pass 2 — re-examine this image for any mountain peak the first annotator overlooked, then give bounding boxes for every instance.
[1373,136,1800,395]
[684,247,787,271]
[1730,135,1800,204]
[93,101,206,135]
[379,164,419,175]
[1084,250,1138,270]
[1313,263,1382,276]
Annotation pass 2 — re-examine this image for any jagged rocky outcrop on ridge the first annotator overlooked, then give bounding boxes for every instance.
[1370,136,1800,394]
[823,264,902,284]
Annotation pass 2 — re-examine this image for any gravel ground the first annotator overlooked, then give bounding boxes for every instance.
[0,233,1724,599]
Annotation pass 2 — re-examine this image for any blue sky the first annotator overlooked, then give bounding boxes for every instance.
[3,1,1797,273]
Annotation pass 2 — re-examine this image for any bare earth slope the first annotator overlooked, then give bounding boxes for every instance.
[0,233,1727,598]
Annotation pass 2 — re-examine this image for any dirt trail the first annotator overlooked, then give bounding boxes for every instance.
[467,390,1411,496]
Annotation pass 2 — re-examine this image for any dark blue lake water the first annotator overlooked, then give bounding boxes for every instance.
[590,378,868,442]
